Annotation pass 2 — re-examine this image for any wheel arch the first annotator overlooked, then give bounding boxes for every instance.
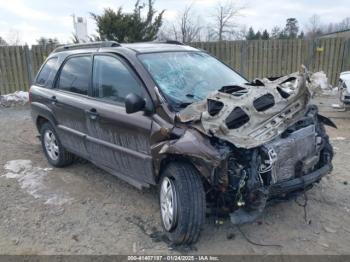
[155,154,212,192]
[31,102,58,132]
[36,115,49,131]
[157,154,196,182]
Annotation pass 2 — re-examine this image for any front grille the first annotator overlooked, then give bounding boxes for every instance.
[264,125,317,182]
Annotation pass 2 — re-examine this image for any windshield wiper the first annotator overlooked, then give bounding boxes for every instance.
[177,102,192,108]
[172,94,202,111]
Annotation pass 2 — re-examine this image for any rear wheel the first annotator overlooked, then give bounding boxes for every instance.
[159,162,205,245]
[40,122,74,167]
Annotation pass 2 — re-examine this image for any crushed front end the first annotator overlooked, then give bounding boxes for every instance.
[177,69,334,224]
[208,105,333,224]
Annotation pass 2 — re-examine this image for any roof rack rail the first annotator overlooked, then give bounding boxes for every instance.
[53,41,120,53]
[155,40,184,45]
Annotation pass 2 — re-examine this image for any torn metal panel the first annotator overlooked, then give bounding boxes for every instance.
[152,129,225,180]
[177,71,311,149]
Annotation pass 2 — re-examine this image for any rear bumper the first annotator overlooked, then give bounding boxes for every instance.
[269,164,331,197]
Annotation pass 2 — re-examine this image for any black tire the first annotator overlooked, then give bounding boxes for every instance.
[159,162,205,245]
[40,122,74,167]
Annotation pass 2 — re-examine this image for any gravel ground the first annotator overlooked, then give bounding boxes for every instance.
[0,95,350,255]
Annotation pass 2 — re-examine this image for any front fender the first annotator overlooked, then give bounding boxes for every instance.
[152,129,224,181]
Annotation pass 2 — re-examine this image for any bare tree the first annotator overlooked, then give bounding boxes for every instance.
[323,17,350,34]
[326,23,334,34]
[271,26,283,39]
[6,29,22,45]
[332,17,350,31]
[231,25,247,40]
[37,37,60,46]
[212,0,244,41]
[204,26,217,42]
[305,14,323,39]
[339,17,350,30]
[157,22,178,41]
[178,4,202,42]
[0,36,7,46]
[158,4,202,43]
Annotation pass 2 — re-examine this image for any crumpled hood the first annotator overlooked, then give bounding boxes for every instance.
[177,70,311,149]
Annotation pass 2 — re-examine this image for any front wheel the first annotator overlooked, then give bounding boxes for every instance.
[159,162,206,245]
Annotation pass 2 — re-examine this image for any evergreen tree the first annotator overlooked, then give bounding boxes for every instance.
[246,27,256,40]
[285,18,299,39]
[255,30,262,39]
[298,31,305,39]
[37,37,59,46]
[261,29,270,40]
[91,0,164,42]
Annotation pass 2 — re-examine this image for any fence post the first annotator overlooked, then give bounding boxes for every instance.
[0,47,7,95]
[24,45,34,85]
[341,38,350,72]
[241,41,248,78]
[306,39,316,70]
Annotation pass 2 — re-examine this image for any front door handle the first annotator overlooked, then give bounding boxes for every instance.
[86,108,99,120]
[50,96,58,104]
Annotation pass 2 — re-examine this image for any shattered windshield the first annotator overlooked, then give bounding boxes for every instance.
[138,51,246,110]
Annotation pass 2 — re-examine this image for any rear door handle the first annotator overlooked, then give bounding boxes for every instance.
[50,96,58,104]
[86,108,99,120]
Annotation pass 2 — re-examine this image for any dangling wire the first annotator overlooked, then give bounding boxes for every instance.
[236,225,283,248]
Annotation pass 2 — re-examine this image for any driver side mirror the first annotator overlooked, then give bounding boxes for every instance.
[125,93,146,114]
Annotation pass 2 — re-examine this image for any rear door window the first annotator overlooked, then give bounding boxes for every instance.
[36,57,58,87]
[57,56,91,95]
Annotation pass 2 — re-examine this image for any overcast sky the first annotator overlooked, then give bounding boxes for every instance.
[0,0,349,45]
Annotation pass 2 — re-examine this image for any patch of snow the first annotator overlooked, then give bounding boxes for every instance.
[4,159,32,173]
[310,71,331,90]
[3,160,72,205]
[331,137,346,141]
[332,104,343,109]
[322,88,338,96]
[0,91,29,107]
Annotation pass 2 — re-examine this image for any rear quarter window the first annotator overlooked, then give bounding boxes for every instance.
[35,57,58,87]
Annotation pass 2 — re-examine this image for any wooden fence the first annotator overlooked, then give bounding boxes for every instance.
[191,38,350,86]
[0,45,55,95]
[0,38,349,95]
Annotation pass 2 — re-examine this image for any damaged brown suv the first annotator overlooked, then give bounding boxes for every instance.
[30,41,334,245]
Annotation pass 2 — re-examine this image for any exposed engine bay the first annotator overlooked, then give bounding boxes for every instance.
[174,69,335,224]
[206,105,333,224]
